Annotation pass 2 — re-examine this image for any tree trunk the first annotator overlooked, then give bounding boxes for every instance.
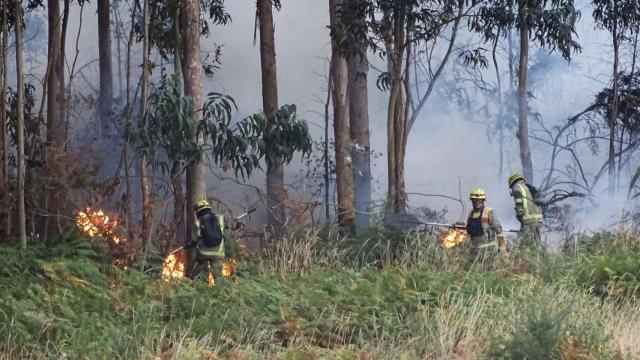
[324,61,332,224]
[257,0,287,238]
[183,0,206,245]
[15,0,26,248]
[518,19,533,183]
[608,27,619,196]
[386,10,406,214]
[45,0,63,245]
[60,0,69,146]
[139,0,151,245]
[172,4,185,250]
[348,42,371,229]
[0,2,8,239]
[329,0,355,232]
[98,0,114,134]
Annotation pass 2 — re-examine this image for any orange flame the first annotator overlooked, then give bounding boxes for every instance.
[441,228,468,248]
[162,252,186,281]
[75,208,122,245]
[208,259,236,286]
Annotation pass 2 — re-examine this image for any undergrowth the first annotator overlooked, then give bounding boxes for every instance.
[0,227,638,359]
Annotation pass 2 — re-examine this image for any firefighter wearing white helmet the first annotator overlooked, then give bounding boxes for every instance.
[466,188,504,265]
[188,199,227,281]
[508,171,543,252]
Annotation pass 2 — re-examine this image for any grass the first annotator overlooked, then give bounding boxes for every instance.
[0,226,638,359]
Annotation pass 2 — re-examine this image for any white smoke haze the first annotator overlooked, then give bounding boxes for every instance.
[9,0,638,234]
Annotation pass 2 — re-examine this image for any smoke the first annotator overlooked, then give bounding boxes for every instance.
[6,0,637,233]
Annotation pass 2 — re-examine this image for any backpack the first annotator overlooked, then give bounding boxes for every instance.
[526,184,546,207]
[198,212,224,248]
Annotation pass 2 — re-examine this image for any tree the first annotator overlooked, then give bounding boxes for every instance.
[472,0,581,185]
[183,0,206,244]
[346,0,371,229]
[15,0,26,248]
[330,0,355,231]
[97,0,113,134]
[139,0,151,244]
[257,0,287,238]
[1,2,8,239]
[592,0,640,195]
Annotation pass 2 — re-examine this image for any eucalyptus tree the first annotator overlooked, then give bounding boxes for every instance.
[592,0,640,195]
[329,0,355,231]
[336,0,469,214]
[98,0,113,134]
[471,0,581,185]
[15,0,25,248]
[257,0,288,238]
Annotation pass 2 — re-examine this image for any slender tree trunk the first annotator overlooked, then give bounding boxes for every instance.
[492,32,505,179]
[518,19,533,183]
[172,4,185,248]
[15,0,26,248]
[45,0,63,245]
[139,0,151,245]
[98,0,114,134]
[608,26,620,196]
[348,45,371,229]
[329,0,355,232]
[60,0,68,146]
[324,61,332,224]
[257,0,287,238]
[0,1,7,239]
[183,0,206,244]
[386,11,406,213]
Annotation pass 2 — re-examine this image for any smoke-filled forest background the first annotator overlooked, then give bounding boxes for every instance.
[0,0,640,358]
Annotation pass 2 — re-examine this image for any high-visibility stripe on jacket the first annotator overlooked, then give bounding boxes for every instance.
[467,206,502,240]
[196,214,226,258]
[511,181,543,224]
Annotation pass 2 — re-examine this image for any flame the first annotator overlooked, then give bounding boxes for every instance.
[208,259,236,286]
[441,228,468,248]
[162,253,185,281]
[75,208,122,246]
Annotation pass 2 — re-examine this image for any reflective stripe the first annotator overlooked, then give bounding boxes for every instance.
[481,207,490,223]
[199,239,225,257]
[515,183,543,222]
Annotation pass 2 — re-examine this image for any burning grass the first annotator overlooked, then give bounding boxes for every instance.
[440,228,468,248]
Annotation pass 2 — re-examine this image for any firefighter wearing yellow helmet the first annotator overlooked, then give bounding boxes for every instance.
[466,188,504,265]
[188,199,227,281]
[508,171,544,252]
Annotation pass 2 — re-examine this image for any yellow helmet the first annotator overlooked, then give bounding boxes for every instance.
[193,199,212,213]
[469,188,486,200]
[508,171,525,187]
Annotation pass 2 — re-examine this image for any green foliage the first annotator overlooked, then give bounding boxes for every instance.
[471,0,582,61]
[128,75,313,181]
[488,296,612,360]
[1,230,636,358]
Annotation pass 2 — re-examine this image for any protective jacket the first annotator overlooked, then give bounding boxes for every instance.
[192,210,226,259]
[466,206,502,242]
[510,180,543,225]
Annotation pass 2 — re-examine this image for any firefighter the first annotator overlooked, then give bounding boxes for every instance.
[187,199,227,281]
[508,171,544,252]
[466,188,504,265]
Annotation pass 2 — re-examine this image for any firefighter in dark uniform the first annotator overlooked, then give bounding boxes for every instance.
[466,188,504,265]
[188,199,227,281]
